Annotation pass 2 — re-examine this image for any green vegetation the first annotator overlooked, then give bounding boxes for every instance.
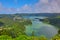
[42,16,60,29]
[0,16,32,40]
[51,30,60,40]
[0,34,60,40]
[0,15,60,40]
[42,18,50,24]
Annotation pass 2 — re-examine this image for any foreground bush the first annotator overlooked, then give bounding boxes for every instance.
[0,35,13,40]
[0,35,60,40]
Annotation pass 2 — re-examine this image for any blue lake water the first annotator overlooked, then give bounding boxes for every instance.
[24,16,58,39]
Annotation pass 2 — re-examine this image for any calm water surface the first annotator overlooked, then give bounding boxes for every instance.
[24,16,58,38]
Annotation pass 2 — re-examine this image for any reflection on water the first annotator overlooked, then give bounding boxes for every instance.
[25,16,58,38]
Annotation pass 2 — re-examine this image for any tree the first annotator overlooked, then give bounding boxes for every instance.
[58,30,60,34]
[0,22,4,27]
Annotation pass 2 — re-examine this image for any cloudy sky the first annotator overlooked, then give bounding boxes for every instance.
[0,0,60,14]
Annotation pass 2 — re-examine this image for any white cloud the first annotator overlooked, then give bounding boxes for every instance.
[33,0,60,13]
[16,4,33,13]
[0,3,3,11]
[0,0,60,13]
[17,0,60,13]
[40,0,49,3]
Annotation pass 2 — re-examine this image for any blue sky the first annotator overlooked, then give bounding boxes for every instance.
[0,0,38,8]
[0,0,60,14]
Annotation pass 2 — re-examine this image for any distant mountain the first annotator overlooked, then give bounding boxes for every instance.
[14,13,60,17]
[0,13,60,18]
